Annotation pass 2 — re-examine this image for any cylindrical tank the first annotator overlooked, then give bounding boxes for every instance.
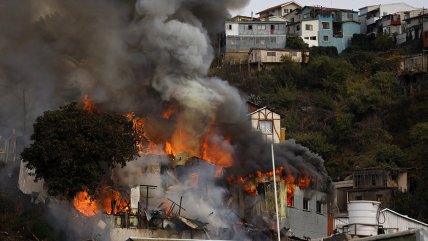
[348,200,380,236]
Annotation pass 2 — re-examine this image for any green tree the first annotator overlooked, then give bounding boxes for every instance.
[374,144,406,167]
[21,102,138,199]
[345,79,383,115]
[291,132,336,158]
[286,36,309,50]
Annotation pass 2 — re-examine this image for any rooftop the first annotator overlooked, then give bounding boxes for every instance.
[256,1,302,14]
[359,2,418,11]
[300,5,357,13]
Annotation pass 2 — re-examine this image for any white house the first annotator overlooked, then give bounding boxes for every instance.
[247,101,283,144]
[359,3,419,35]
[256,1,302,19]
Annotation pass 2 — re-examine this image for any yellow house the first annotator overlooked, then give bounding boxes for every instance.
[247,101,284,143]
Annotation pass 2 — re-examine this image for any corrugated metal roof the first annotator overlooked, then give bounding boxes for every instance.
[381,208,428,229]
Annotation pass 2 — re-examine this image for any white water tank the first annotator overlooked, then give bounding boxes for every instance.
[348,201,380,236]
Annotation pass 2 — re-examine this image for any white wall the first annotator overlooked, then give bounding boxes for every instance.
[286,188,328,239]
[379,4,419,18]
[225,22,239,36]
[300,20,319,47]
[381,209,428,233]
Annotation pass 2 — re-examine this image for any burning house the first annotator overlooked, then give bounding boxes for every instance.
[1,1,333,241]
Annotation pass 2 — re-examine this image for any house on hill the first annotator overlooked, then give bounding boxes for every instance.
[256,1,302,19]
[247,101,284,144]
[248,48,309,71]
[286,6,360,53]
[359,3,419,35]
[333,167,410,215]
[224,18,287,64]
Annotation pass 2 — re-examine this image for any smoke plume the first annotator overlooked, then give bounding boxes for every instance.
[0,0,332,240]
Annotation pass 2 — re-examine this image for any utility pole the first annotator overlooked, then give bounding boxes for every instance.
[271,143,281,241]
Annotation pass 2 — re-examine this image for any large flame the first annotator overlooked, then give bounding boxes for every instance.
[230,166,313,206]
[73,191,99,217]
[73,187,129,217]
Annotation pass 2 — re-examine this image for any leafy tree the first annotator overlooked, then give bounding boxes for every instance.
[304,56,353,92]
[410,122,428,144]
[271,56,303,88]
[331,111,354,143]
[309,46,338,57]
[291,132,336,159]
[21,102,138,199]
[374,144,406,167]
[372,34,395,52]
[286,36,309,50]
[345,79,383,115]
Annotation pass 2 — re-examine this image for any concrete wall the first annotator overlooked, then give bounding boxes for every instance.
[110,228,208,241]
[318,16,334,48]
[332,21,361,53]
[286,189,328,239]
[18,159,45,195]
[225,22,239,36]
[301,20,319,47]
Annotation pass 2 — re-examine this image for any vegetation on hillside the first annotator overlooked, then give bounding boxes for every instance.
[212,34,428,222]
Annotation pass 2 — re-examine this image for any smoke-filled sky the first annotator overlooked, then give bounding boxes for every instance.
[0,1,334,239]
[233,0,427,16]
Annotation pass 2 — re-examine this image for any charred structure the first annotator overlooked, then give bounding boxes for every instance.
[1,0,332,240]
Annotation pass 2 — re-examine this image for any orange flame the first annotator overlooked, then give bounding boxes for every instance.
[164,142,174,155]
[83,95,94,112]
[72,187,129,217]
[202,136,233,167]
[162,105,176,119]
[73,191,99,217]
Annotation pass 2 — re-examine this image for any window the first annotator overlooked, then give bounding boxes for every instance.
[296,25,300,31]
[303,199,309,211]
[304,37,309,39]
[323,35,329,41]
[347,13,354,19]
[310,36,317,40]
[114,216,122,227]
[287,196,294,207]
[284,9,289,14]
[248,25,253,30]
[228,24,232,30]
[259,121,273,134]
[305,24,313,31]
[372,175,376,186]
[322,22,330,29]
[316,201,322,213]
[267,52,276,57]
[129,216,138,228]
[270,37,276,43]
[303,14,309,19]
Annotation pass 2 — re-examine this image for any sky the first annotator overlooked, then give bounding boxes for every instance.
[232,0,427,16]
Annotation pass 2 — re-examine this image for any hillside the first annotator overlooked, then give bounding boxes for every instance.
[211,34,428,223]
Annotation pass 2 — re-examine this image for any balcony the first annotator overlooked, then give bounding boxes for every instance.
[366,17,380,25]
